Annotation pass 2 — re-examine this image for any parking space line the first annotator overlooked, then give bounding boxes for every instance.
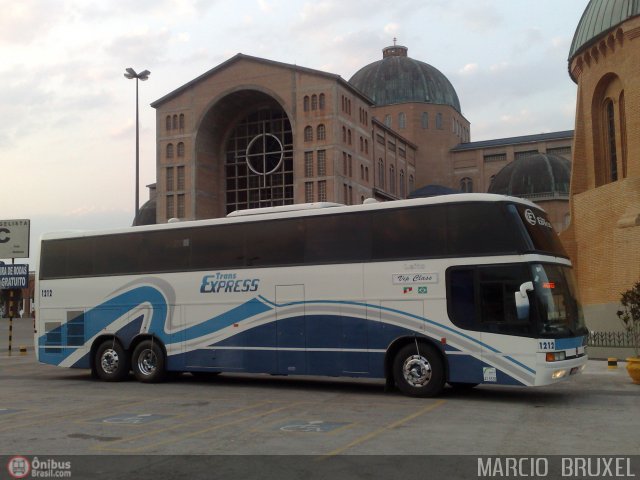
[92,401,273,452]
[319,399,447,458]
[73,411,190,427]
[0,398,151,432]
[96,402,303,453]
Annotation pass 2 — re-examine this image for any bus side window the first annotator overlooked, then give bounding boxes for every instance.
[448,264,534,335]
[448,268,476,330]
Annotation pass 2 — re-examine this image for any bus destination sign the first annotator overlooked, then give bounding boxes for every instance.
[0,219,30,259]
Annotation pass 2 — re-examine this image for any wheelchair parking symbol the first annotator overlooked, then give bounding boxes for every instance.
[93,413,172,425]
[278,421,349,433]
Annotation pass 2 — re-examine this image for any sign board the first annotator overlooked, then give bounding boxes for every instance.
[0,264,29,289]
[0,219,30,259]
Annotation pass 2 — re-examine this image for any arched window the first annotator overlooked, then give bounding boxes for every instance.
[166,116,172,131]
[179,114,185,130]
[172,115,178,130]
[311,94,318,110]
[620,91,627,179]
[398,112,406,129]
[365,139,369,154]
[592,74,625,186]
[303,96,310,112]
[421,112,428,129]
[304,126,313,142]
[605,99,618,182]
[389,165,396,195]
[460,177,473,193]
[399,170,405,198]
[384,114,392,127]
[365,166,369,182]
[360,164,364,179]
[436,113,443,129]
[360,137,364,152]
[166,143,174,159]
[347,129,352,145]
[317,124,326,140]
[177,142,185,157]
[342,126,347,143]
[378,159,384,188]
[319,93,325,110]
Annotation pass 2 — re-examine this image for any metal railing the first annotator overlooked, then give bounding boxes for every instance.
[588,330,638,348]
[520,191,569,201]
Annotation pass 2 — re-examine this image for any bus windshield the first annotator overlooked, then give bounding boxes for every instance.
[531,264,587,337]
[513,204,568,258]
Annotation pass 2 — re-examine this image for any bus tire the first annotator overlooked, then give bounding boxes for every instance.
[132,340,166,383]
[95,339,129,382]
[393,343,444,397]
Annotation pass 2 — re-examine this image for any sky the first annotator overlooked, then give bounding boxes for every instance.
[1,0,590,267]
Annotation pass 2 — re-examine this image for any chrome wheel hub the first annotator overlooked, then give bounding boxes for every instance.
[101,349,120,374]
[137,349,157,376]
[402,355,432,387]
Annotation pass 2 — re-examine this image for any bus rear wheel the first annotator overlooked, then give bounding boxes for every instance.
[95,340,129,382]
[393,343,444,397]
[132,340,166,383]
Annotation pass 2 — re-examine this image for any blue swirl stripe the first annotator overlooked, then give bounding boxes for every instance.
[39,285,535,382]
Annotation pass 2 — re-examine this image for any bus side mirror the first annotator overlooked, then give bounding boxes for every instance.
[515,281,534,321]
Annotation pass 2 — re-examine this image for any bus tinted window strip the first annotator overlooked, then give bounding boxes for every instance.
[40,201,531,279]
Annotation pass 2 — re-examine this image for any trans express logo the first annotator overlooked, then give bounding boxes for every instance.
[200,272,260,294]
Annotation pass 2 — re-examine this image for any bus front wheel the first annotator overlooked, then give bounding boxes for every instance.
[95,339,129,382]
[132,340,166,383]
[393,343,444,397]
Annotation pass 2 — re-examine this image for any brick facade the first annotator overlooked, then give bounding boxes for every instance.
[561,16,640,326]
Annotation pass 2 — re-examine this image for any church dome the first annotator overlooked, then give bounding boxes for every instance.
[349,45,461,112]
[132,197,157,226]
[569,0,640,59]
[488,154,571,198]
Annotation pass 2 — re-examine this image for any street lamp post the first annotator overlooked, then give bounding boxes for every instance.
[124,67,150,221]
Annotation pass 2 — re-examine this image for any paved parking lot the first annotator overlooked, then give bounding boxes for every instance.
[1,317,639,478]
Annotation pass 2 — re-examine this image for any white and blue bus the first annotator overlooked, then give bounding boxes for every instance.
[35,194,588,397]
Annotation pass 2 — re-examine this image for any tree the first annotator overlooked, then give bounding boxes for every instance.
[617,281,640,358]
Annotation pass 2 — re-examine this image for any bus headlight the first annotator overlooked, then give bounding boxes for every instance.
[551,369,568,379]
[545,351,566,362]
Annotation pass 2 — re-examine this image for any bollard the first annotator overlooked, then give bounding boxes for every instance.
[608,357,618,369]
[8,316,13,355]
[8,289,14,355]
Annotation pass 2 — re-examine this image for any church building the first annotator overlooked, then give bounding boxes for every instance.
[561,0,640,327]
[146,44,572,224]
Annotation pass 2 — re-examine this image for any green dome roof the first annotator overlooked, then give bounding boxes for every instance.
[569,0,640,59]
[349,45,461,112]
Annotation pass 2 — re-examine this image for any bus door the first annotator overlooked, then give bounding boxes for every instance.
[275,284,306,375]
[449,264,535,385]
